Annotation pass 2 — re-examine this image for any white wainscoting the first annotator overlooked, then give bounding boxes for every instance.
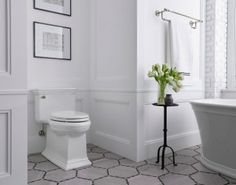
[0,93,27,185]
[140,91,202,160]
[90,91,137,160]
[90,90,203,162]
[145,130,200,159]
[0,110,11,177]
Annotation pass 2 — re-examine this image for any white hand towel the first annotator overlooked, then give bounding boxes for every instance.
[168,20,194,76]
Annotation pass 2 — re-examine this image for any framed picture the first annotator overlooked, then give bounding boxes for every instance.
[34,0,71,16]
[33,22,71,60]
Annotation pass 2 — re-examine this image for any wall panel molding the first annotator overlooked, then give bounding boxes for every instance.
[94,98,130,106]
[0,0,11,75]
[0,110,12,178]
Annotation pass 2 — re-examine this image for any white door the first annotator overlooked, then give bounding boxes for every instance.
[0,0,28,185]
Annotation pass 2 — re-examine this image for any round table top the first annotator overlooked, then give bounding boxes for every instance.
[152,103,179,107]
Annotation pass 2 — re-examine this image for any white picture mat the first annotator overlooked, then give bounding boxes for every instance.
[34,0,71,15]
[34,23,71,59]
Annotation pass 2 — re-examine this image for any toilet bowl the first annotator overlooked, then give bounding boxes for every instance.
[34,90,91,170]
[42,111,91,170]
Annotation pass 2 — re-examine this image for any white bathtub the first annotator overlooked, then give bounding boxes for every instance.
[191,99,236,178]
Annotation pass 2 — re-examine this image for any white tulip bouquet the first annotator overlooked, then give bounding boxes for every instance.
[148,64,184,104]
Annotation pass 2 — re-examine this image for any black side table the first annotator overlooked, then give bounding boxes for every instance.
[152,103,179,169]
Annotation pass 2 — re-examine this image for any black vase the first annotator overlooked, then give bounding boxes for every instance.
[165,94,173,105]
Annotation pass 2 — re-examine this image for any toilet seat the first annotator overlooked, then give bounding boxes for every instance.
[50,111,89,123]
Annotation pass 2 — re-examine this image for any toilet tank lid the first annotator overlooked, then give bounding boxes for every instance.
[51,111,89,120]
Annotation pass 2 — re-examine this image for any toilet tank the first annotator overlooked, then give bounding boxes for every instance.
[33,89,77,124]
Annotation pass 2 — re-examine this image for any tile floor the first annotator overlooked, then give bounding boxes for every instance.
[28,144,236,185]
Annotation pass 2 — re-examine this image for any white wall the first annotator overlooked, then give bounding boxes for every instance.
[27,0,205,162]
[89,0,138,160]
[90,0,137,91]
[90,0,204,161]
[136,0,204,161]
[27,0,90,89]
[0,0,28,185]
[27,0,91,154]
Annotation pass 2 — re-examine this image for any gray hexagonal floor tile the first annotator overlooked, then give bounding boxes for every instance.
[160,173,195,185]
[28,145,232,185]
[93,158,119,169]
[94,176,127,185]
[109,166,138,178]
[44,169,76,182]
[146,157,172,166]
[138,164,168,177]
[193,154,201,162]
[28,162,35,170]
[191,172,228,185]
[119,159,146,167]
[166,163,197,175]
[195,147,202,154]
[59,178,92,185]
[176,149,198,157]
[35,161,59,172]
[28,154,47,163]
[92,147,109,154]
[28,170,45,183]
[77,167,107,180]
[193,162,216,173]
[128,175,162,185]
[104,153,123,160]
[189,145,200,150]
[174,155,197,165]
[87,152,104,161]
[28,180,57,185]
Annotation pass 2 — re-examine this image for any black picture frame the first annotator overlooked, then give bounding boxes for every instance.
[34,0,72,16]
[33,22,72,60]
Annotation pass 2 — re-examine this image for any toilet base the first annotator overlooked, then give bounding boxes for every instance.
[42,150,91,170]
[42,126,91,170]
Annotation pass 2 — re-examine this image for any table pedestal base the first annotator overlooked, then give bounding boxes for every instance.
[156,145,177,169]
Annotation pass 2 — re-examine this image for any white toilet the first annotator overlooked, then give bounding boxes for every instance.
[34,90,91,170]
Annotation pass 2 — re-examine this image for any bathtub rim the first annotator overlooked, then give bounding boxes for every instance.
[201,154,236,179]
[190,99,236,109]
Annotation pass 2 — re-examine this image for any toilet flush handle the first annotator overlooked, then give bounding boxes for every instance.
[41,95,46,99]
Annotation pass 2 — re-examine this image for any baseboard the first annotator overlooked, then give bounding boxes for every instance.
[92,131,136,161]
[201,155,236,179]
[144,130,201,159]
[95,131,130,145]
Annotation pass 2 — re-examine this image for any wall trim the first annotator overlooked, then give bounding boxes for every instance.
[95,131,130,145]
[91,88,204,94]
[0,90,28,95]
[0,0,11,76]
[26,88,204,95]
[0,110,12,178]
[144,130,200,159]
[145,130,199,146]
[30,88,89,95]
[94,98,130,106]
